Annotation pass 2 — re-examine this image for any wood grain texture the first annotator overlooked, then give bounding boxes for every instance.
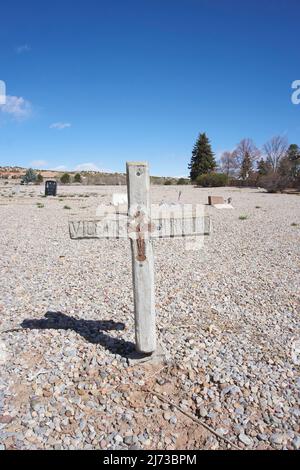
[69,216,210,239]
[126,162,156,353]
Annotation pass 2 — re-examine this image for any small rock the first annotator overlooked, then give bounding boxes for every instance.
[64,349,77,357]
[270,433,284,445]
[199,406,208,418]
[292,436,300,450]
[239,433,253,446]
[235,406,244,416]
[216,428,228,436]
[0,415,13,424]
[124,436,133,445]
[156,378,166,385]
[114,434,123,445]
[257,433,268,441]
[100,440,107,449]
[170,416,177,425]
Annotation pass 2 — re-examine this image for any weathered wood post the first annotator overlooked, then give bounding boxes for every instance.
[69,161,211,359]
[126,162,156,354]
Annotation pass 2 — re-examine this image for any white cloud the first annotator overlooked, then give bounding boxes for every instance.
[74,163,102,172]
[50,122,71,130]
[15,44,31,54]
[0,80,6,105]
[0,95,32,120]
[49,163,111,172]
[31,160,47,168]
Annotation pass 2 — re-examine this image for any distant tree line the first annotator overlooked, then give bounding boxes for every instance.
[18,170,186,186]
[20,169,82,185]
[189,132,300,192]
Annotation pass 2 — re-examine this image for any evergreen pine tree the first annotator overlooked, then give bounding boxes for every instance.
[287,144,300,161]
[240,151,253,180]
[257,158,269,176]
[188,133,216,181]
[22,168,37,184]
[287,144,300,178]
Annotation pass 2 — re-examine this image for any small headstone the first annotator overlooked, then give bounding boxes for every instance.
[45,180,57,197]
[208,196,224,205]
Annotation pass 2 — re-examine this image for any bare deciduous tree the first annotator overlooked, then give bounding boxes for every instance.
[263,136,289,172]
[220,151,239,177]
[233,138,261,168]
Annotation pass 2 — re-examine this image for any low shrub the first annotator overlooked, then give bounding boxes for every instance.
[60,173,71,184]
[74,173,82,183]
[36,174,44,184]
[259,173,290,193]
[177,178,189,185]
[196,172,228,187]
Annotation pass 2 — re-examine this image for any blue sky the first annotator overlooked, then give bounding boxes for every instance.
[0,0,299,176]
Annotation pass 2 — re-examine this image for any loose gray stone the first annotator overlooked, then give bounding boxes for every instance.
[114,434,123,445]
[239,433,253,446]
[199,406,208,418]
[270,433,284,445]
[170,416,177,425]
[124,436,133,445]
[292,436,300,450]
[257,433,268,441]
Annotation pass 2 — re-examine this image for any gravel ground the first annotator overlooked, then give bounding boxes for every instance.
[0,182,299,450]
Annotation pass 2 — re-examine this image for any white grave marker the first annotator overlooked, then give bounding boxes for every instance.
[69,162,210,355]
[112,193,127,206]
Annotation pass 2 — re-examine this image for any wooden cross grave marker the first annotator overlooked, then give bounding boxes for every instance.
[69,162,210,357]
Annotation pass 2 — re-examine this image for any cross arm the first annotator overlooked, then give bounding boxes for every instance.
[69,215,211,240]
